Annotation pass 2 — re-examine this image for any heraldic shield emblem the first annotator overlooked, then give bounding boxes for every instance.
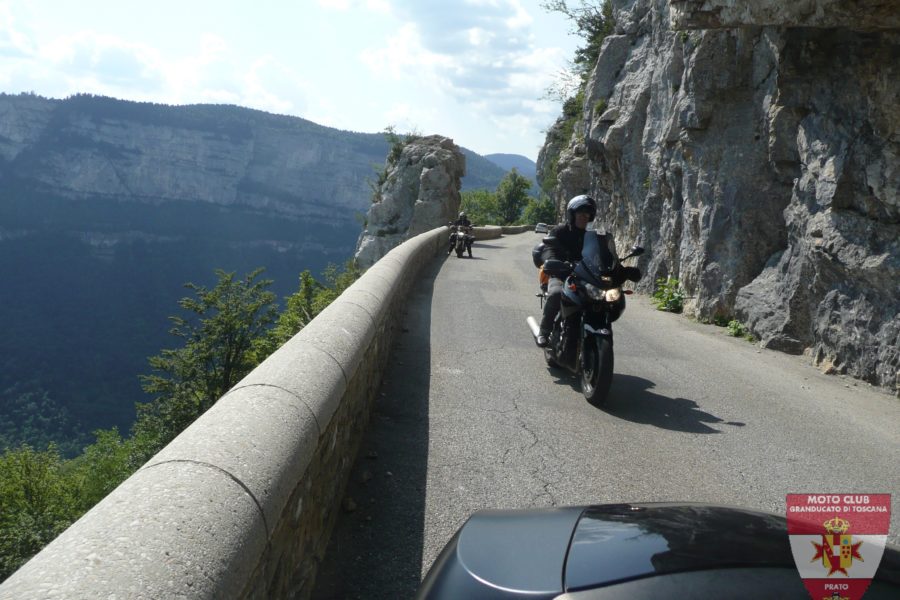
[787,494,891,600]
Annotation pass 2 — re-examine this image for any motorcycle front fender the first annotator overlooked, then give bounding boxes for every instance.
[582,309,612,338]
[583,322,612,338]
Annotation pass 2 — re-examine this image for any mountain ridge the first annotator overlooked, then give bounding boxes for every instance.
[484,152,538,195]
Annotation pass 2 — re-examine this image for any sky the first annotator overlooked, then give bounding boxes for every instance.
[0,0,583,161]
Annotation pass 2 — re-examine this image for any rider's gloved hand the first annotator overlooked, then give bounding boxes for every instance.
[624,267,642,282]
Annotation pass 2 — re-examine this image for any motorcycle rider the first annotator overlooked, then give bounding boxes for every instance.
[536,195,639,347]
[449,211,474,257]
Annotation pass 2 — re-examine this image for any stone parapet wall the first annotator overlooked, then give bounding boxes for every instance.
[500,225,532,234]
[472,225,503,240]
[0,227,449,600]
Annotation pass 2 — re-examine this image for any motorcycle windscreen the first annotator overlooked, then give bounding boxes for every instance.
[580,231,618,278]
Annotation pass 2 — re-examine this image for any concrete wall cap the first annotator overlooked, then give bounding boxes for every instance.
[0,461,266,600]
[234,338,346,429]
[338,287,390,324]
[294,300,375,381]
[143,385,319,532]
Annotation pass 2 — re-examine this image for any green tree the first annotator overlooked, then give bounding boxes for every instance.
[261,261,361,356]
[0,386,89,458]
[460,189,501,225]
[315,261,363,309]
[133,268,278,458]
[262,270,323,355]
[0,445,79,581]
[523,194,559,226]
[496,169,532,225]
[65,428,134,511]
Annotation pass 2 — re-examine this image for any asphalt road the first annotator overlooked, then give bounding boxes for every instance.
[311,232,900,600]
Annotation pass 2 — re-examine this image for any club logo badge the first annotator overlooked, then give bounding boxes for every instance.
[787,494,891,600]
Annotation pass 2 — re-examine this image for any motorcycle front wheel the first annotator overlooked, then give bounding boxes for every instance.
[581,336,613,404]
[456,245,464,257]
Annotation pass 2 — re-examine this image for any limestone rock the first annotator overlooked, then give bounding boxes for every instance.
[670,0,900,31]
[354,136,465,268]
[539,0,899,393]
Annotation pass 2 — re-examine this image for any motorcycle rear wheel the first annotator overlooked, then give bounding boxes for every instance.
[581,336,613,405]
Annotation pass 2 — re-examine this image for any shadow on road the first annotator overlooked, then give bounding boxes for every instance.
[311,260,439,600]
[443,254,486,261]
[548,369,743,434]
[602,374,744,434]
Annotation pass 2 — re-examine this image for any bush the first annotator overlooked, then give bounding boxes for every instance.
[727,320,755,342]
[712,314,730,327]
[652,277,684,313]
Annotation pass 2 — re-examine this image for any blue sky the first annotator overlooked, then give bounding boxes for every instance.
[0,0,582,161]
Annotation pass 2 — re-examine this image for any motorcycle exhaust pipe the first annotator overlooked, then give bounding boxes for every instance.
[526,316,541,339]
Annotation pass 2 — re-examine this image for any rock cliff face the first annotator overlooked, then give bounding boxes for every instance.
[538,0,899,392]
[0,93,393,262]
[355,136,465,268]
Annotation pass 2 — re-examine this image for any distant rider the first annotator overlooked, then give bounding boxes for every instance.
[536,195,639,347]
[449,211,474,257]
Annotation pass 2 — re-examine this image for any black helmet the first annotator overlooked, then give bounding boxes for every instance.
[565,194,597,226]
[459,211,466,218]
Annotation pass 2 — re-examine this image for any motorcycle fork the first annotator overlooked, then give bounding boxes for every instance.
[581,310,612,369]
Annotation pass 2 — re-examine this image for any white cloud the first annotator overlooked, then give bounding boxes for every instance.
[328,0,573,155]
[1,0,578,157]
[238,56,312,116]
[0,2,34,57]
[359,0,562,107]
[44,33,164,90]
[317,0,390,11]
[359,23,453,80]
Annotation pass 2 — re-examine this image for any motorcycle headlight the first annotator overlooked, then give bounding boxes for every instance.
[584,283,605,301]
[605,288,622,303]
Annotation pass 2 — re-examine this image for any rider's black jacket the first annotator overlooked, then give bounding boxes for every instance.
[454,217,472,228]
[542,224,641,284]
[541,223,586,264]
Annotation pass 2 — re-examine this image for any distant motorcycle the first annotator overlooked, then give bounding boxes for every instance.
[527,232,643,404]
[448,224,474,258]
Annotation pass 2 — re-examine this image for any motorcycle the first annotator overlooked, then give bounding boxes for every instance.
[527,231,643,404]
[448,224,474,258]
